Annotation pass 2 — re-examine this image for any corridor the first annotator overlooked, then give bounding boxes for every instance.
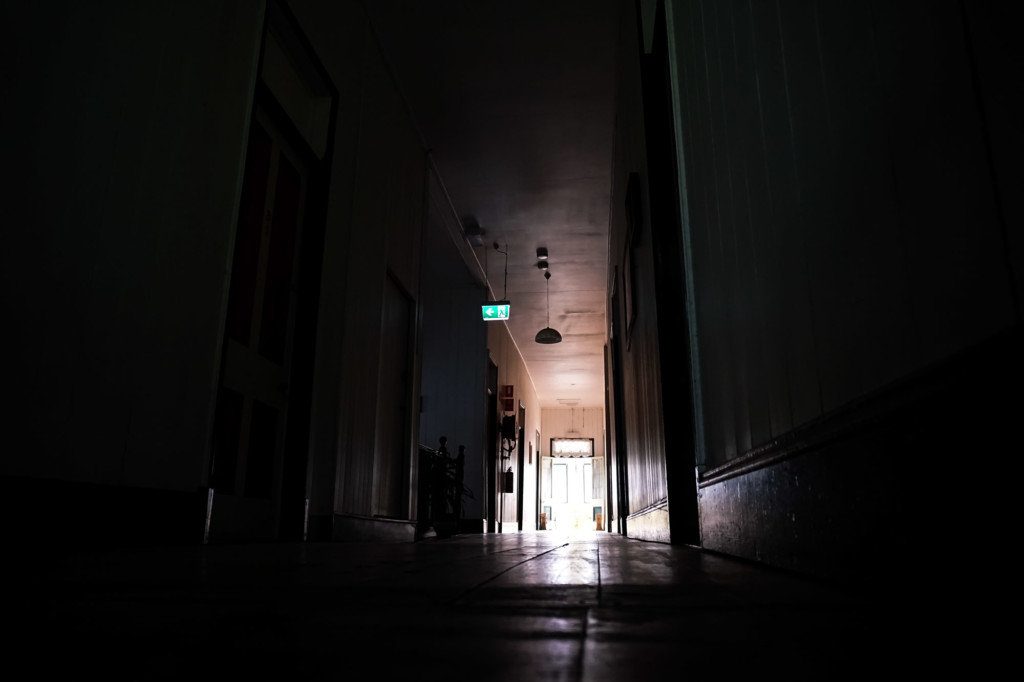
[19,532,921,680]
[5,3,1018,676]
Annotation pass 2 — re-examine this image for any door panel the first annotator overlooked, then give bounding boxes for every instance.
[516,404,525,531]
[210,108,308,540]
[226,123,272,347]
[259,153,302,363]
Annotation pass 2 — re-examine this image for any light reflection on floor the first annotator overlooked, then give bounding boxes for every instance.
[22,530,916,679]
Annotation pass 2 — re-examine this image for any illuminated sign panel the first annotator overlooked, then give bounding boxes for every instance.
[482,301,510,321]
[551,438,594,456]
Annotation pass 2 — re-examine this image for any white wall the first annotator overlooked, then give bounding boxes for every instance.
[488,324,541,530]
[541,408,605,458]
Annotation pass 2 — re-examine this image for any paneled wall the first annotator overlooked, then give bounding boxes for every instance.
[607,0,673,542]
[328,26,426,520]
[666,0,1020,468]
[4,1,265,495]
[661,0,1022,585]
[606,0,1021,576]
[274,0,433,533]
[3,0,483,545]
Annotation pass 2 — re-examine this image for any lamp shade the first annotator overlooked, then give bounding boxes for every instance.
[535,327,562,344]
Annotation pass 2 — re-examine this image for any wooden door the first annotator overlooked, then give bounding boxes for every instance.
[516,403,525,530]
[210,108,308,541]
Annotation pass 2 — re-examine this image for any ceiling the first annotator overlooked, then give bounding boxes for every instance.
[364,0,619,408]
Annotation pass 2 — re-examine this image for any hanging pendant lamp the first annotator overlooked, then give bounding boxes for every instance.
[535,271,562,344]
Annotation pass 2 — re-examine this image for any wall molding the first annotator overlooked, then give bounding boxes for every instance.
[626,498,671,543]
[696,325,1021,589]
[332,513,416,542]
[627,497,669,520]
[699,326,1021,489]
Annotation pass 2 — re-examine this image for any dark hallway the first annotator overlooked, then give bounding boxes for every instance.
[18,532,918,680]
[3,0,1020,676]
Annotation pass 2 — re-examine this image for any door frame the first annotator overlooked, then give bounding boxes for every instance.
[206,2,337,543]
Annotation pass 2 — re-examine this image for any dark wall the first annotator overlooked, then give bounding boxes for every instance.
[607,0,673,542]
[662,0,1021,587]
[669,0,1018,469]
[418,172,488,524]
[3,1,264,493]
[1,0,486,547]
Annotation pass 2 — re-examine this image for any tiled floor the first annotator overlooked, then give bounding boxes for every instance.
[18,531,944,679]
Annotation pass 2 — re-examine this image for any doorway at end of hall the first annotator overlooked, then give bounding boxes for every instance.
[540,453,604,532]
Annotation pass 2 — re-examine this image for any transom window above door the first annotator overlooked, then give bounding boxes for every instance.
[551,438,594,457]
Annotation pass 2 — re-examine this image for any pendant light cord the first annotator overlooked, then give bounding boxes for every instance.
[545,270,551,326]
[494,242,509,300]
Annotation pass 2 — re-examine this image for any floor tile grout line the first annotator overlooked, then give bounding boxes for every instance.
[576,605,589,682]
[578,541,598,682]
[446,543,570,606]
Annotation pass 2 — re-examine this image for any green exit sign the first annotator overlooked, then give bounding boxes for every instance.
[482,301,510,321]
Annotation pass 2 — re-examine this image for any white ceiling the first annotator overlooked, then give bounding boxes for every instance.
[365,0,619,408]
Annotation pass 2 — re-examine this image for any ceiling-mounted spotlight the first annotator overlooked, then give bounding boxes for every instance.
[535,271,562,344]
[537,260,548,270]
[536,246,548,260]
